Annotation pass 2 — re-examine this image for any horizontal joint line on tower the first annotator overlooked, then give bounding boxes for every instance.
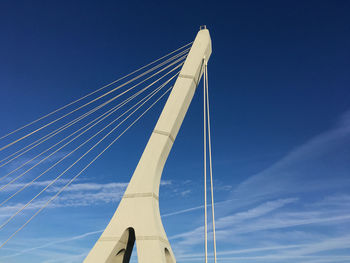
[136,235,170,244]
[153,129,175,143]
[179,74,198,86]
[99,236,127,243]
[123,192,159,201]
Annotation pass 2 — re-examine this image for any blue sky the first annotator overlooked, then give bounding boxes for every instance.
[0,1,350,262]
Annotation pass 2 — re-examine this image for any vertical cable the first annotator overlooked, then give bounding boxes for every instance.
[205,62,217,263]
[203,60,208,263]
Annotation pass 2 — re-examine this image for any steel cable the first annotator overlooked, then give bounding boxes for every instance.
[0,84,174,249]
[0,69,181,197]
[0,48,189,153]
[0,51,188,162]
[0,42,192,141]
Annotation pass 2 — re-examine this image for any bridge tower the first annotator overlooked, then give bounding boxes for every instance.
[84,27,212,263]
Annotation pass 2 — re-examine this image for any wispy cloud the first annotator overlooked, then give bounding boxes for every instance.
[0,181,128,219]
[169,197,298,243]
[2,111,350,262]
[0,178,174,221]
[215,197,298,227]
[0,230,103,260]
[2,193,350,263]
[229,109,350,208]
[168,189,350,260]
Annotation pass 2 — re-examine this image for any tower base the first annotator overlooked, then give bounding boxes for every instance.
[84,194,176,263]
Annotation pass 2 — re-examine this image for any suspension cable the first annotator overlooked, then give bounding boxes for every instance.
[0,49,189,153]
[0,52,188,162]
[0,69,182,185]
[0,70,180,199]
[0,74,178,204]
[0,69,179,183]
[0,42,192,142]
[203,60,208,263]
[0,79,174,236]
[205,61,217,263]
[0,84,173,249]
[0,56,185,170]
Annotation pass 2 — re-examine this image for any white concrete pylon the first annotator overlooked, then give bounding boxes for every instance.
[84,28,212,263]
